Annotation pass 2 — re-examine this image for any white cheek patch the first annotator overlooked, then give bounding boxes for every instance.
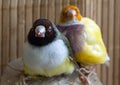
[35,25,46,33]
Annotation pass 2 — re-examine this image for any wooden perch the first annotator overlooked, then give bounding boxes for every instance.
[1,58,102,85]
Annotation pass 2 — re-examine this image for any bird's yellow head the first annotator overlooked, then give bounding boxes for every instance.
[60,5,82,23]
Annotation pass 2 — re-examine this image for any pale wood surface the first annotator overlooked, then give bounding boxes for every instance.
[33,0,41,23]
[25,0,33,37]
[95,0,102,79]
[55,0,62,24]
[2,0,10,74]
[1,58,102,85]
[107,0,114,85]
[9,0,18,61]
[40,0,48,18]
[114,0,120,85]
[17,0,25,58]
[0,0,2,77]
[101,1,108,85]
[47,0,55,22]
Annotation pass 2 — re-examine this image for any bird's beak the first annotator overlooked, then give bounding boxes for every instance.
[35,32,45,38]
[67,9,76,19]
[35,26,46,38]
[68,12,74,18]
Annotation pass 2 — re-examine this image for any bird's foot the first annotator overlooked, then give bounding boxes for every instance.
[76,67,96,85]
[87,66,96,77]
[79,75,91,85]
[16,73,32,85]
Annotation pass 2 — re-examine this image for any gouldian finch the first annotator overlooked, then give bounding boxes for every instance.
[57,5,110,66]
[23,19,75,77]
[57,5,110,84]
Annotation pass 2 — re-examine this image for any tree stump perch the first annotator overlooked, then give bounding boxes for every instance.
[1,58,102,85]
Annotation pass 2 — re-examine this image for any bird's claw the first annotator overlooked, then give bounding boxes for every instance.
[76,67,96,85]
[17,73,33,85]
[79,75,91,85]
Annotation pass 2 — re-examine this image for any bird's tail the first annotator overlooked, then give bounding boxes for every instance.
[105,56,110,67]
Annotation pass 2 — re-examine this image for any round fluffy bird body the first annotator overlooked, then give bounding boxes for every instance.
[57,5,110,66]
[75,18,110,65]
[23,19,74,77]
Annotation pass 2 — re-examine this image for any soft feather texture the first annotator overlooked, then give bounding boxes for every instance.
[57,24,85,53]
[23,19,74,77]
[60,5,82,23]
[23,39,68,70]
[77,18,110,65]
[28,19,56,46]
[57,5,110,66]
[23,39,74,76]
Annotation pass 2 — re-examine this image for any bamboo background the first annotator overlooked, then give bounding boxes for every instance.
[0,0,120,85]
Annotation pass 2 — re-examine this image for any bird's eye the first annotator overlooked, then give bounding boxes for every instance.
[46,26,54,37]
[47,26,52,32]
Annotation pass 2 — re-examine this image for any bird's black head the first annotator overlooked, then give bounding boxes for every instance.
[28,19,57,46]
